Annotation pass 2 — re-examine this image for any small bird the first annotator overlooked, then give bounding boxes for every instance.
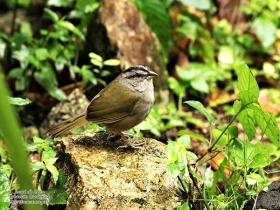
[47,65,158,148]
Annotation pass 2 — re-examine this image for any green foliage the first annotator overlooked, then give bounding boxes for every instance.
[165,64,280,209]
[0,69,43,210]
[45,170,70,205]
[131,0,172,57]
[0,166,10,210]
[28,137,59,185]
[8,97,32,105]
[5,1,100,100]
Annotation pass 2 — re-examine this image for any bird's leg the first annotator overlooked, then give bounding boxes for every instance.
[117,132,144,149]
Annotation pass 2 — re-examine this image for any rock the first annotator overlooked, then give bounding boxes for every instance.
[49,130,185,209]
[244,181,280,210]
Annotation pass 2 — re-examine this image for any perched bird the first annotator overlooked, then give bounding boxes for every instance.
[47,65,158,148]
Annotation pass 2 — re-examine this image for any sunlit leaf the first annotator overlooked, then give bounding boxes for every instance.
[44,8,59,22]
[185,100,215,125]
[103,59,120,66]
[253,16,276,48]
[9,97,32,106]
[57,21,85,41]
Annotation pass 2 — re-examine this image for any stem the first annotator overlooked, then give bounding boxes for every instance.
[197,108,242,162]
[188,165,210,210]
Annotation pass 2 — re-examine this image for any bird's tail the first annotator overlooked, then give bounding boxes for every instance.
[46,114,88,138]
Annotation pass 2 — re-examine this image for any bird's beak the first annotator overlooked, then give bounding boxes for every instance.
[148,70,158,77]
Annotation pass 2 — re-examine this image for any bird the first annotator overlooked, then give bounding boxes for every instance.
[47,65,158,149]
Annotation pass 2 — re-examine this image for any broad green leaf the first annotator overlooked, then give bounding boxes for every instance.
[185,100,215,125]
[218,46,234,68]
[35,48,49,61]
[90,59,103,68]
[2,164,12,178]
[212,129,228,147]
[190,77,209,93]
[179,0,211,10]
[236,64,259,102]
[42,149,57,162]
[250,104,280,147]
[7,68,23,78]
[166,163,180,176]
[9,97,31,105]
[57,21,85,41]
[45,170,70,205]
[228,126,238,138]
[44,8,59,22]
[165,141,178,162]
[168,77,186,96]
[177,130,208,142]
[34,66,66,100]
[46,164,59,184]
[235,104,256,141]
[253,16,276,48]
[164,117,185,129]
[186,151,198,160]
[177,135,190,148]
[47,0,73,7]
[180,202,190,210]
[30,161,45,171]
[0,167,10,210]
[103,59,120,66]
[89,52,103,61]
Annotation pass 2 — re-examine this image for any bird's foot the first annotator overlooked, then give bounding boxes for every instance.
[116,132,144,150]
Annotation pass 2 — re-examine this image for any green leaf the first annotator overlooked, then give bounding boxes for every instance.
[190,170,203,182]
[190,77,209,93]
[44,8,59,22]
[35,48,49,61]
[90,59,103,68]
[185,100,215,125]
[168,77,186,97]
[166,163,180,176]
[212,129,228,147]
[42,149,56,162]
[253,16,277,48]
[132,0,171,56]
[103,59,120,66]
[57,21,85,41]
[45,170,70,204]
[179,0,211,10]
[177,135,190,148]
[165,141,178,162]
[89,52,103,62]
[34,65,66,100]
[8,97,32,105]
[251,104,280,146]
[30,161,45,171]
[186,151,198,160]
[234,101,256,141]
[218,45,234,68]
[177,130,208,142]
[180,202,190,210]
[46,164,59,184]
[7,68,23,78]
[228,126,238,138]
[2,164,12,178]
[236,64,259,103]
[0,167,10,210]
[47,0,73,7]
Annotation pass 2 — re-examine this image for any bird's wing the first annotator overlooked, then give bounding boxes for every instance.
[86,79,138,124]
